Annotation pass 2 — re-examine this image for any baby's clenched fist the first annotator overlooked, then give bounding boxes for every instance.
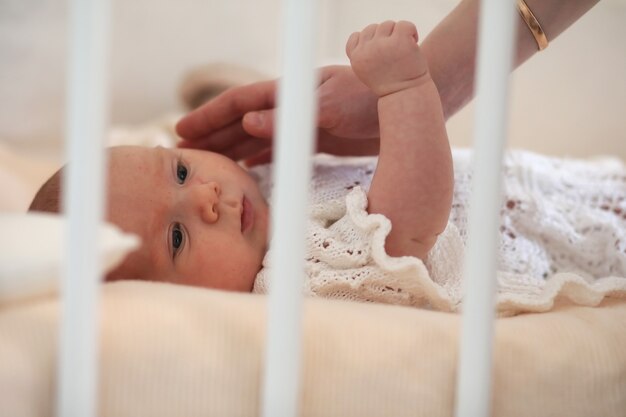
[346,21,431,97]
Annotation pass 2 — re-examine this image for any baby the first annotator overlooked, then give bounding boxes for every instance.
[30,22,626,314]
[31,22,452,291]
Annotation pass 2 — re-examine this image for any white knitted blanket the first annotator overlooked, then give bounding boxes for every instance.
[251,149,626,316]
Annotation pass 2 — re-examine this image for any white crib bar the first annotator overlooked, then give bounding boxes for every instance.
[261,0,318,416]
[58,0,110,416]
[454,0,516,416]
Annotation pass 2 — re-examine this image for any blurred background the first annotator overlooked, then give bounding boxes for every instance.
[0,0,625,198]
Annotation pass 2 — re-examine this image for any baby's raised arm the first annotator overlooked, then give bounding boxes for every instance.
[346,21,453,260]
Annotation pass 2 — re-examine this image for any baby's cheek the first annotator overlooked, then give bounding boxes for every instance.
[233,249,264,292]
[201,246,256,291]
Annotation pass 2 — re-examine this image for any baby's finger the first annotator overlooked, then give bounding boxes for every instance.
[375,20,396,37]
[393,20,418,43]
[360,23,378,41]
[345,32,360,57]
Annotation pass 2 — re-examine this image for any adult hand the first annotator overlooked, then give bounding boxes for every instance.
[175,65,381,166]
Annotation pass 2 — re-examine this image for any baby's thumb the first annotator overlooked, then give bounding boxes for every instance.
[243,110,275,139]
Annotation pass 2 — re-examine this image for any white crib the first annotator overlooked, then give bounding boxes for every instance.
[1,1,625,417]
[59,0,516,415]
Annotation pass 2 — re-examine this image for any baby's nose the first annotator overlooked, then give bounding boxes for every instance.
[193,181,221,224]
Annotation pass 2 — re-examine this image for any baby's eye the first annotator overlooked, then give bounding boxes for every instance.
[171,223,185,258]
[176,161,188,184]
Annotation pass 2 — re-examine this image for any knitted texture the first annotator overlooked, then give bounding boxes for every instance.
[251,150,626,316]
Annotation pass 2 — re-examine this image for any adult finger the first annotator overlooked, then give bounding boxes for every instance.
[317,131,380,156]
[176,121,250,152]
[176,79,277,140]
[242,109,276,140]
[244,148,273,167]
[222,137,271,162]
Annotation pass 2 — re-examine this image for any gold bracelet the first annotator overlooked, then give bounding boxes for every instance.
[516,0,548,51]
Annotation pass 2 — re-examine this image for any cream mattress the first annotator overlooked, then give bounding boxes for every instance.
[1,138,625,416]
[1,281,625,417]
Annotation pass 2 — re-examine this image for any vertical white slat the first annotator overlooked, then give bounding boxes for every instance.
[58,0,110,416]
[454,0,517,416]
[261,0,318,416]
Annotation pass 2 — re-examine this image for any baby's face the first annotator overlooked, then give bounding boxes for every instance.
[106,146,269,291]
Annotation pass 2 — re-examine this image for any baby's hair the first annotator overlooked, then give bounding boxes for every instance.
[28,164,141,282]
[29,167,64,214]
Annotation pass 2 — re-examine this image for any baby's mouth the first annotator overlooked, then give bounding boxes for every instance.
[241,195,254,233]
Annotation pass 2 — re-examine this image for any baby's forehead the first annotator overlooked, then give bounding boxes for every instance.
[104,148,171,279]
[106,146,166,182]
[105,146,164,226]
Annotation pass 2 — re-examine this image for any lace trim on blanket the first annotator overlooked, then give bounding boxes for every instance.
[252,151,626,315]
